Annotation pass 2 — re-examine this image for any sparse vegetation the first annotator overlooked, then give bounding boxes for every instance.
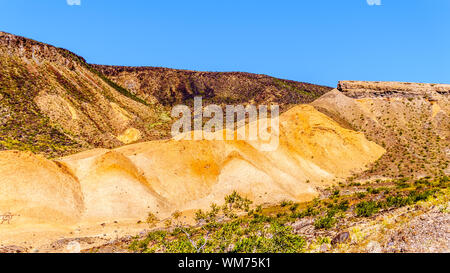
[127,175,449,253]
[355,201,379,217]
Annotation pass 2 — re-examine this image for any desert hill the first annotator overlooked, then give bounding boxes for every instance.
[93,65,332,108]
[312,81,450,178]
[0,105,384,228]
[0,31,331,158]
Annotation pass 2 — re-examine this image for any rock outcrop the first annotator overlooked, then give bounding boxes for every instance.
[338,81,450,99]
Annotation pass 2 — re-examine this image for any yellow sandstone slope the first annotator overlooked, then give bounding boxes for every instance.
[0,105,385,227]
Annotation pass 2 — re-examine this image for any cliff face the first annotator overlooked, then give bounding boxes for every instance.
[93,65,332,109]
[338,81,450,99]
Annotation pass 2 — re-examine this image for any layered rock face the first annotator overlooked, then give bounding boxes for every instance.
[338,81,450,98]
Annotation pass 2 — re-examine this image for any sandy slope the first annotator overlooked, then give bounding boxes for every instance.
[0,104,384,248]
[0,151,84,225]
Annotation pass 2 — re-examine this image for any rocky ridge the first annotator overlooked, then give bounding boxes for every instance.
[93,65,332,108]
[338,80,450,99]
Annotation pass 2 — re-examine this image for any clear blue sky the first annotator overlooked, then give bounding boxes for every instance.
[0,0,449,87]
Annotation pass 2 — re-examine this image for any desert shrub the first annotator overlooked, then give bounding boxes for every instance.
[316,237,331,245]
[146,212,159,226]
[395,178,410,189]
[194,209,208,223]
[289,203,300,212]
[384,195,410,208]
[408,189,435,203]
[300,206,318,217]
[129,176,446,253]
[276,212,287,218]
[314,215,336,229]
[331,189,340,197]
[129,230,167,253]
[224,191,253,214]
[232,223,305,253]
[314,207,339,229]
[250,213,272,224]
[355,201,379,217]
[336,200,349,212]
[367,187,380,194]
[356,192,367,199]
[437,176,449,188]
[164,238,197,253]
[255,205,263,213]
[280,200,294,207]
[172,210,182,220]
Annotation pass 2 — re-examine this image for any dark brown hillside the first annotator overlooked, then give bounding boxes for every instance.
[92,65,332,109]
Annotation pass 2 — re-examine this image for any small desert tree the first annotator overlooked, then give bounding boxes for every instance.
[146,212,159,227]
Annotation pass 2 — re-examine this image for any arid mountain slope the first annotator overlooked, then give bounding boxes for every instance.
[0,31,164,157]
[312,81,450,178]
[93,65,332,108]
[0,105,384,228]
[0,32,331,158]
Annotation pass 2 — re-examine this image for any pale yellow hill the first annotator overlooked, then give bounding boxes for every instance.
[64,151,169,222]
[0,151,84,225]
[0,105,384,237]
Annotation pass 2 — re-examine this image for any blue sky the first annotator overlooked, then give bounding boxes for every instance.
[0,0,448,87]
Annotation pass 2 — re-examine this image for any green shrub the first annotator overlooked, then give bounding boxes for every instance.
[356,192,367,199]
[384,195,410,208]
[408,190,434,203]
[355,201,379,217]
[395,178,410,189]
[280,200,294,207]
[289,203,299,212]
[314,214,337,229]
[336,200,349,212]
[331,189,340,197]
[146,212,159,226]
[367,187,380,194]
[300,206,318,217]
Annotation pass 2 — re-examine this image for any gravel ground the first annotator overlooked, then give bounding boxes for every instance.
[379,207,449,253]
